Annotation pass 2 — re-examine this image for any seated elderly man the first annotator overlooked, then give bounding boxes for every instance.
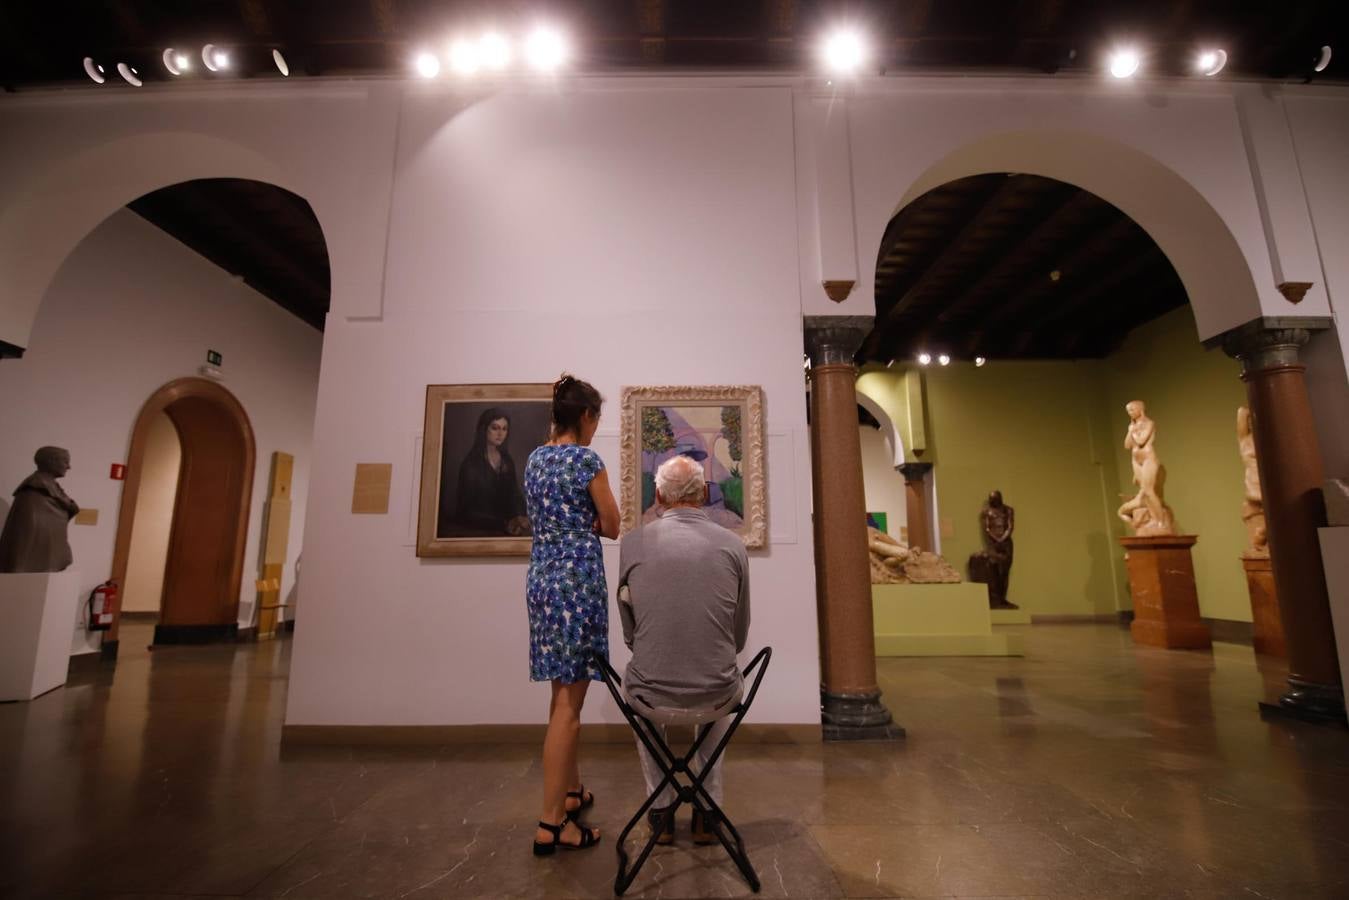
[618,454,751,845]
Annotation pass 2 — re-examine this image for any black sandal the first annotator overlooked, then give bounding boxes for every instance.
[565,785,594,813]
[533,815,601,856]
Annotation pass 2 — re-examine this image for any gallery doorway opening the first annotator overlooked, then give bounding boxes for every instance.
[113,378,256,644]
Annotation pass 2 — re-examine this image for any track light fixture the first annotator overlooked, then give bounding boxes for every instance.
[1195,48,1227,76]
[917,352,932,366]
[1315,45,1333,73]
[1108,47,1141,79]
[82,57,106,84]
[116,63,142,87]
[272,49,289,76]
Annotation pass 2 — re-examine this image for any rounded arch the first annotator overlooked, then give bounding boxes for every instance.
[0,131,297,352]
[889,129,1262,340]
[855,386,906,468]
[110,377,256,643]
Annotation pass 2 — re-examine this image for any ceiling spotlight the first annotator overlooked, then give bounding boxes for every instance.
[414,51,441,79]
[1049,269,1062,282]
[201,44,230,72]
[163,48,190,75]
[480,32,511,71]
[917,352,932,366]
[886,359,896,368]
[449,38,481,75]
[272,49,289,76]
[822,28,867,76]
[1194,48,1227,76]
[1108,47,1141,79]
[525,25,568,72]
[1315,45,1332,73]
[938,354,951,366]
[82,57,106,84]
[116,63,142,87]
[975,356,987,367]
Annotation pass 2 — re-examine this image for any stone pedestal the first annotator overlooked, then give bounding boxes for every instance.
[0,569,82,701]
[873,583,1024,657]
[1120,536,1211,650]
[1241,555,1286,658]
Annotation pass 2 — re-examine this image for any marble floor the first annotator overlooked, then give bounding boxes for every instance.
[2,622,1348,899]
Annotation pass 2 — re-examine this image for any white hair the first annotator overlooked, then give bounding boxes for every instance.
[655,455,706,506]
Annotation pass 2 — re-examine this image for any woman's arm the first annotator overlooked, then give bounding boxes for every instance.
[589,468,621,540]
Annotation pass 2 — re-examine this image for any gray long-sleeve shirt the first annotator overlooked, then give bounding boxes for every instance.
[618,506,750,710]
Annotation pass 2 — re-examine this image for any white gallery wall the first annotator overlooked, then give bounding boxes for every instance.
[0,210,322,653]
[3,75,1349,726]
[859,426,908,539]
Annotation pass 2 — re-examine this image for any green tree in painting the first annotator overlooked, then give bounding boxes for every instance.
[720,406,742,461]
[641,407,675,511]
[719,405,745,518]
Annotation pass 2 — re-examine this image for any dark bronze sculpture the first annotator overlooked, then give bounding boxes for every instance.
[0,447,79,574]
[970,490,1016,609]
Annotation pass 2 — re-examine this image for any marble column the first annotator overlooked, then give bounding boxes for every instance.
[897,462,933,551]
[805,316,903,741]
[1223,320,1345,724]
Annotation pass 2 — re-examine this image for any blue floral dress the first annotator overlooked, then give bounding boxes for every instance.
[525,444,609,683]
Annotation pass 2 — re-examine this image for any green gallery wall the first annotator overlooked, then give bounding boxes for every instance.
[858,306,1253,623]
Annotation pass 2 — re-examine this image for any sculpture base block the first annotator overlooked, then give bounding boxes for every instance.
[0,569,82,701]
[1120,536,1211,650]
[1241,554,1286,658]
[872,583,1024,657]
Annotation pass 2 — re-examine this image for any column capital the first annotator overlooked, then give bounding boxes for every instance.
[897,462,933,482]
[1217,316,1332,374]
[804,315,874,367]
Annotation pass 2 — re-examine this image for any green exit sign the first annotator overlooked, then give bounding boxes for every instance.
[206,350,223,367]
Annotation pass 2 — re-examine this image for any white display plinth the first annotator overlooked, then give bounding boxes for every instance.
[1317,527,1349,706]
[0,569,82,701]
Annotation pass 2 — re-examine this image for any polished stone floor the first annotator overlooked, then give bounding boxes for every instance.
[3,623,1348,899]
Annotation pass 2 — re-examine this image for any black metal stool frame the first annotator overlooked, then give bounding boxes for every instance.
[592,647,773,896]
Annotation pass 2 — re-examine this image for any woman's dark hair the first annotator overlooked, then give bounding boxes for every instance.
[470,407,512,456]
[552,374,603,436]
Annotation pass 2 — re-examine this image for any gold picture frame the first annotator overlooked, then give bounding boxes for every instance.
[619,385,767,549]
[417,383,553,557]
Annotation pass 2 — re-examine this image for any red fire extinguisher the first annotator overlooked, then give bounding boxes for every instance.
[88,581,117,632]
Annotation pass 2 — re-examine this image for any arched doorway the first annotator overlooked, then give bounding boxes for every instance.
[111,378,256,644]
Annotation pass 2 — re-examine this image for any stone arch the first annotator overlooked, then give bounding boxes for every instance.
[0,131,303,351]
[855,385,905,468]
[889,129,1263,341]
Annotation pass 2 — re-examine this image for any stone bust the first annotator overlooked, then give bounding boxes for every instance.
[0,447,80,574]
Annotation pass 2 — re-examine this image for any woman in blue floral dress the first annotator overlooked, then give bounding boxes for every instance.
[527,375,619,857]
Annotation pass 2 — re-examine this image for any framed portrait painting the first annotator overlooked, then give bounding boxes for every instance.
[619,385,767,549]
[417,383,553,557]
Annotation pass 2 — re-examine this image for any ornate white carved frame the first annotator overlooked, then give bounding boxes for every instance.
[619,385,767,549]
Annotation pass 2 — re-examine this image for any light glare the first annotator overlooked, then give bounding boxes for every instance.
[449,38,481,75]
[202,44,220,72]
[414,51,441,78]
[1195,48,1226,76]
[1109,48,1141,79]
[525,26,568,72]
[975,356,987,367]
[822,28,867,75]
[480,32,511,70]
[938,354,951,366]
[917,352,932,366]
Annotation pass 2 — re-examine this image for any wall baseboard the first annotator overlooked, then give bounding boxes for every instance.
[153,623,239,645]
[1029,613,1123,625]
[1203,617,1254,646]
[281,722,822,747]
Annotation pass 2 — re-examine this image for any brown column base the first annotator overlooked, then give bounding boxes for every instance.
[821,689,906,741]
[1121,535,1212,650]
[1258,677,1348,727]
[1240,555,1287,658]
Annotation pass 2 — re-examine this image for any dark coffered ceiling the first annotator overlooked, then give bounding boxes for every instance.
[0,1,1344,89]
[128,179,330,331]
[863,174,1188,362]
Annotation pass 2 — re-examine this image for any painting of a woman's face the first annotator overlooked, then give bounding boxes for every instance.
[486,417,509,448]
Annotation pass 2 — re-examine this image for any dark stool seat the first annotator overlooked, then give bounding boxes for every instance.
[592,647,772,895]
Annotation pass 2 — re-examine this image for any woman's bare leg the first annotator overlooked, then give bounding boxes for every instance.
[536,679,597,846]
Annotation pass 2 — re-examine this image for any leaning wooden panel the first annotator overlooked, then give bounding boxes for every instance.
[417,383,554,558]
[619,385,767,549]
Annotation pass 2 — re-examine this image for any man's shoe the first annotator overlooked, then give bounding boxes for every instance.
[648,805,676,845]
[691,807,718,845]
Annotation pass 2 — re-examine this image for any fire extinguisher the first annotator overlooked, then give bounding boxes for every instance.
[88,581,117,632]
